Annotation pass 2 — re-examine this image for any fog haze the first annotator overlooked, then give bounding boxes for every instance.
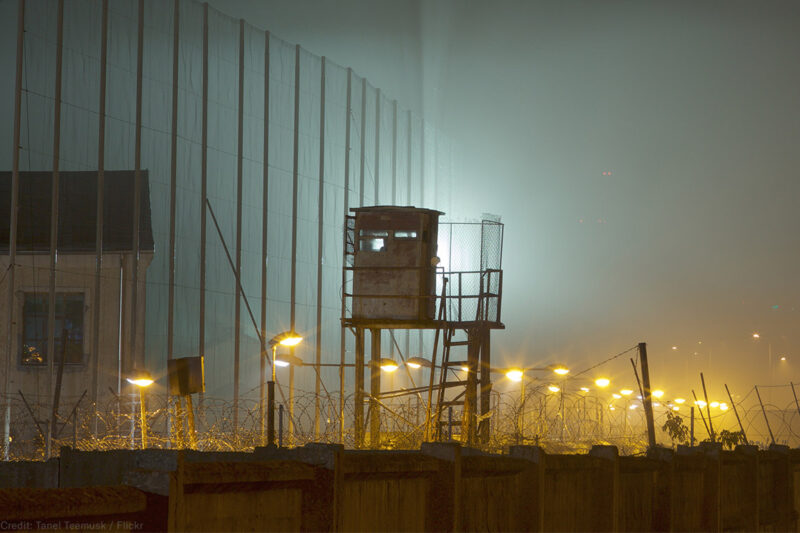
[209,0,800,397]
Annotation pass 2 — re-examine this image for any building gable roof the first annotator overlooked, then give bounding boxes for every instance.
[0,170,154,253]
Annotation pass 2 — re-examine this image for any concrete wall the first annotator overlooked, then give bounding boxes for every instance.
[2,442,800,531]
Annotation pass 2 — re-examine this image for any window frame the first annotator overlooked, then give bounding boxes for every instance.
[19,289,87,367]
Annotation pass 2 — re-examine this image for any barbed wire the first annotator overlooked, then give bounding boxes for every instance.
[5,381,800,460]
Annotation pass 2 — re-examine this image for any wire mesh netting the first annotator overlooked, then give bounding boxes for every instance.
[0,0,459,457]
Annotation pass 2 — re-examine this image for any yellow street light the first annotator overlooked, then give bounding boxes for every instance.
[506,369,524,382]
[612,393,622,399]
[266,331,304,446]
[629,404,638,410]
[672,406,680,411]
[406,357,432,369]
[710,401,719,408]
[126,370,154,388]
[379,358,399,372]
[752,332,760,339]
[580,387,590,393]
[652,389,664,398]
[548,385,560,393]
[595,378,610,388]
[620,389,633,396]
[460,365,470,372]
[552,366,570,376]
[674,398,686,404]
[720,403,729,411]
[694,400,707,408]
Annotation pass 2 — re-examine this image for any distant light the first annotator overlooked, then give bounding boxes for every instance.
[274,360,290,368]
[652,389,664,398]
[595,378,610,388]
[672,406,680,412]
[653,402,660,407]
[720,403,729,411]
[407,362,421,369]
[612,393,622,399]
[710,401,719,408]
[694,400,707,408]
[780,356,787,361]
[506,369,524,382]
[548,385,560,393]
[672,346,677,350]
[460,365,469,372]
[620,389,633,396]
[674,398,686,404]
[609,405,616,411]
[629,404,638,410]
[552,366,569,376]
[580,387,590,393]
[753,333,760,339]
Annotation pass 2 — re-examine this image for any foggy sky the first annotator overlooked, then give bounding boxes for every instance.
[209,0,800,399]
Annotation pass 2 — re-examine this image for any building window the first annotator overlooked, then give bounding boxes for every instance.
[21,292,85,365]
[359,229,389,252]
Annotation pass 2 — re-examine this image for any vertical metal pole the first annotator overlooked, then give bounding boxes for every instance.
[290,44,299,332]
[374,88,380,204]
[139,388,147,448]
[232,18,244,439]
[479,329,491,444]
[359,77,366,207]
[339,68,352,443]
[268,344,276,445]
[167,0,180,445]
[314,57,326,439]
[391,100,397,205]
[259,30,270,445]
[638,342,657,449]
[91,0,108,440]
[406,110,412,205]
[199,1,208,415]
[45,0,65,461]
[420,119,425,206]
[354,328,364,447]
[369,329,381,448]
[278,404,284,447]
[289,362,294,446]
[690,406,695,446]
[4,0,24,461]
[448,406,453,440]
[464,328,478,445]
[131,0,143,381]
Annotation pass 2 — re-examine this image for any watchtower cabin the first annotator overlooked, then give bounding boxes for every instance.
[343,206,504,448]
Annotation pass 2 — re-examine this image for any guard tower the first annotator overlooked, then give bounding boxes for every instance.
[343,206,504,448]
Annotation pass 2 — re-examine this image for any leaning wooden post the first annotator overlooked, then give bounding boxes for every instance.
[700,373,715,441]
[692,390,711,439]
[724,383,748,445]
[638,343,657,449]
[754,385,775,445]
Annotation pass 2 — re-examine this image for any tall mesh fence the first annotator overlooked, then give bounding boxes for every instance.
[0,0,457,456]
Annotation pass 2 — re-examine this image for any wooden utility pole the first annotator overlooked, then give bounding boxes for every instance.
[638,343,657,449]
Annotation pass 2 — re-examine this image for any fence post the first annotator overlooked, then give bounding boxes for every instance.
[589,445,620,531]
[509,445,545,532]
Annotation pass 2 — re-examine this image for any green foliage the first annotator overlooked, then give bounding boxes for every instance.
[719,429,745,450]
[661,411,690,445]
